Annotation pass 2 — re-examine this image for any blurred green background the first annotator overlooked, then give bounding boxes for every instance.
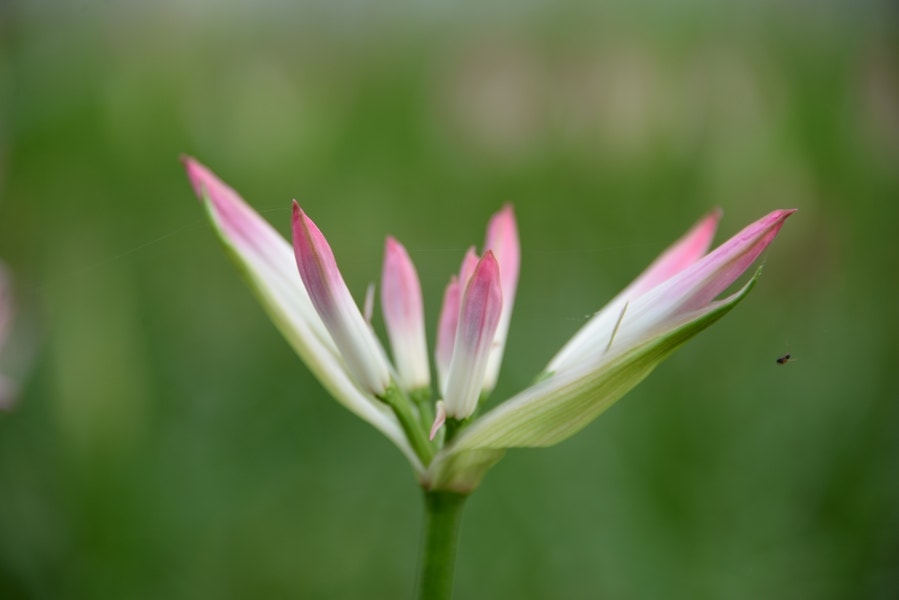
[1,0,897,598]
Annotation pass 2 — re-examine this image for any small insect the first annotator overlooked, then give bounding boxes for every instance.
[775,353,793,365]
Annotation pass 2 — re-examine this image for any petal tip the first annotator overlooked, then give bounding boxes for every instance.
[182,156,208,201]
[385,236,401,253]
[767,208,798,230]
[695,207,723,234]
[771,208,798,221]
[487,205,518,239]
[291,201,307,227]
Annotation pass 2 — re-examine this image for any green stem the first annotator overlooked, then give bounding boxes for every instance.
[417,490,468,600]
[380,385,434,465]
[410,387,435,435]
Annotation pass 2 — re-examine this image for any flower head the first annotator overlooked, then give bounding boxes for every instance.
[185,157,794,492]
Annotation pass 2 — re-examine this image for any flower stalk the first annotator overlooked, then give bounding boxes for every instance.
[417,491,468,600]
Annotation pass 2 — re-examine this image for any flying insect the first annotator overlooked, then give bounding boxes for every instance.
[775,353,792,365]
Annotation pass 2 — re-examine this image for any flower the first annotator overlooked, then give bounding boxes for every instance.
[184,157,794,493]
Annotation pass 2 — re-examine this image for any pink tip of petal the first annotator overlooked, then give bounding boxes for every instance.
[181,155,207,200]
[464,250,502,310]
[381,235,430,388]
[381,236,424,328]
[481,204,520,391]
[292,201,340,317]
[625,208,723,299]
[183,156,234,208]
[291,202,391,394]
[486,204,517,241]
[459,246,479,288]
[291,202,322,253]
[484,203,520,299]
[183,157,286,265]
[667,208,798,313]
[484,204,518,255]
[674,207,723,268]
[435,276,461,391]
[382,237,423,326]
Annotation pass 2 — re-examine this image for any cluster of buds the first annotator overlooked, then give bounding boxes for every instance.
[293,200,518,432]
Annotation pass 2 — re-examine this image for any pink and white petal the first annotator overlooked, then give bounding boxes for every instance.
[381,236,430,390]
[482,204,520,392]
[458,246,479,289]
[547,209,721,373]
[622,208,721,299]
[570,209,795,362]
[622,209,797,334]
[184,158,333,347]
[435,276,461,394]
[184,159,419,469]
[443,252,504,419]
[292,203,392,395]
[435,245,481,394]
[485,205,521,294]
